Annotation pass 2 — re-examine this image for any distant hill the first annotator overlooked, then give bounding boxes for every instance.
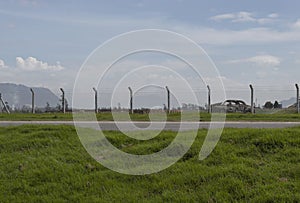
[280,97,297,108]
[0,83,60,109]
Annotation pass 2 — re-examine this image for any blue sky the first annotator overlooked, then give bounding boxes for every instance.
[1,0,300,106]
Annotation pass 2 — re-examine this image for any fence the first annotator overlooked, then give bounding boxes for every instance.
[0,84,299,114]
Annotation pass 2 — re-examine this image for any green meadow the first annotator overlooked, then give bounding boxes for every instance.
[0,125,299,202]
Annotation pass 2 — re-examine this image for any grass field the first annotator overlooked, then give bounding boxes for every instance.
[0,112,300,121]
[0,125,299,202]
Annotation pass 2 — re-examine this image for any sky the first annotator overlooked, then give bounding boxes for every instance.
[1,0,300,108]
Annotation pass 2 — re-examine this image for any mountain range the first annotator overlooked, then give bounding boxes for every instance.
[0,83,60,109]
[280,97,297,108]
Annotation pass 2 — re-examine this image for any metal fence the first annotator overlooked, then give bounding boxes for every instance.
[0,84,299,114]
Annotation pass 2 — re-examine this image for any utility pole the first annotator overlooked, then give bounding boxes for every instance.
[296,84,299,114]
[30,88,35,114]
[166,86,170,114]
[249,84,254,114]
[60,88,65,113]
[93,87,98,113]
[207,85,211,114]
[0,93,10,114]
[128,87,133,114]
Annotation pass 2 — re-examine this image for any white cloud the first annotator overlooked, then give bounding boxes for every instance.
[175,25,300,45]
[15,57,64,71]
[232,12,256,23]
[246,55,281,66]
[210,13,236,21]
[210,12,278,24]
[0,59,8,69]
[268,13,279,18]
[256,18,275,24]
[291,19,300,29]
[227,55,281,67]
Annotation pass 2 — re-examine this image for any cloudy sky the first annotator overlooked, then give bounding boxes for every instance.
[1,0,300,107]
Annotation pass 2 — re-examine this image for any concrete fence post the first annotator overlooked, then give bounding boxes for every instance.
[166,86,170,114]
[207,85,211,114]
[30,88,35,114]
[128,87,133,114]
[93,87,98,113]
[249,84,254,114]
[60,88,65,113]
[0,93,10,114]
[296,84,299,114]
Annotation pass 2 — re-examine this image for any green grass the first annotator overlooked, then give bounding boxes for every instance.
[0,125,299,202]
[0,112,300,121]
[225,112,300,121]
[0,113,73,121]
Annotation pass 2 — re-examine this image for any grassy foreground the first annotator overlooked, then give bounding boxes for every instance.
[0,125,299,202]
[1,112,300,121]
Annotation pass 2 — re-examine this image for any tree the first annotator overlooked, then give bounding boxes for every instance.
[264,101,274,109]
[45,102,51,112]
[56,103,61,112]
[21,105,30,113]
[274,100,281,109]
[65,99,69,111]
[5,102,10,111]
